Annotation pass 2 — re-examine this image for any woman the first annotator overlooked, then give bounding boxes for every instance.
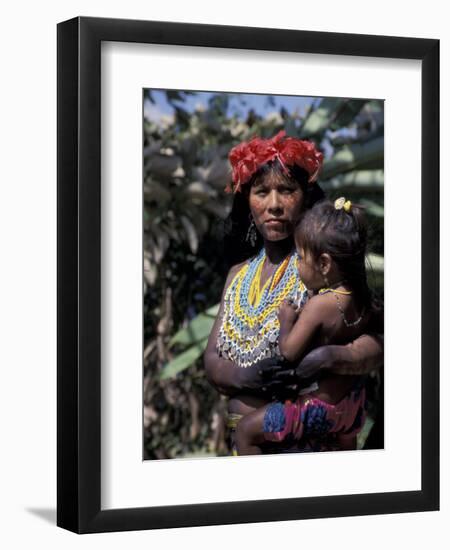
[203,130,383,454]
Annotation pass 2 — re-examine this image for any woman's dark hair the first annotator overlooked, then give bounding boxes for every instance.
[295,199,372,309]
[223,158,325,268]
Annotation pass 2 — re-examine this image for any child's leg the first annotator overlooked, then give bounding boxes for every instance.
[235,404,271,456]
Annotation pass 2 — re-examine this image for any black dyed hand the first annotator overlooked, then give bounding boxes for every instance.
[255,356,301,400]
[265,347,333,399]
[235,356,288,395]
[291,346,335,379]
[257,356,289,380]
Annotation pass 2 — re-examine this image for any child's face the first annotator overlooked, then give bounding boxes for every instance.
[296,246,324,291]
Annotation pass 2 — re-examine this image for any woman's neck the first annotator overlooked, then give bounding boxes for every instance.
[263,237,295,265]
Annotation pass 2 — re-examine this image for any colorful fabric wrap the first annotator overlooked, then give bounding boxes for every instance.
[262,378,367,445]
[216,247,308,368]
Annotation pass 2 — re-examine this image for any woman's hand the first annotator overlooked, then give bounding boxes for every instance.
[235,356,288,394]
[269,333,384,386]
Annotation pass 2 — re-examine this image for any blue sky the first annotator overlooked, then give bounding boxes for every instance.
[144,89,318,124]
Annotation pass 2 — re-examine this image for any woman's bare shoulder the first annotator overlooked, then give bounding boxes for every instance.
[222,260,249,298]
[214,260,250,316]
[223,260,249,293]
[228,259,248,278]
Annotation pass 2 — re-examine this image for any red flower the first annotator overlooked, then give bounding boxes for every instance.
[281,136,324,183]
[228,139,260,193]
[226,130,323,193]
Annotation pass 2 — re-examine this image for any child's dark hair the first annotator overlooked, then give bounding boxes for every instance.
[295,199,372,309]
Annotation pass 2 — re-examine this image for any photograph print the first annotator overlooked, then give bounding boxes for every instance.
[143,89,384,460]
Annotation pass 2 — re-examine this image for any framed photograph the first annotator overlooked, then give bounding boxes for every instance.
[57,16,439,533]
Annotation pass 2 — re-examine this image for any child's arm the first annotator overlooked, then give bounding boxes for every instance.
[277,295,328,363]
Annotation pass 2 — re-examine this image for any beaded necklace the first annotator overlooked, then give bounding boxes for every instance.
[318,287,365,328]
[216,247,308,368]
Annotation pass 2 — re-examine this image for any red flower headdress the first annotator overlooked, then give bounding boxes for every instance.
[225,130,324,194]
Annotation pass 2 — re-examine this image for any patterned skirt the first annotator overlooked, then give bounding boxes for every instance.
[262,379,367,447]
[226,380,367,454]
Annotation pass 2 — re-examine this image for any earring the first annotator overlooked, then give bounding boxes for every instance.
[323,274,330,288]
[246,216,258,247]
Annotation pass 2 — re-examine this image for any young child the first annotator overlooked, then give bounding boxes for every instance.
[234,197,372,455]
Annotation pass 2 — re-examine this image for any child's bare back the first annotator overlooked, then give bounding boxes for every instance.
[281,290,370,403]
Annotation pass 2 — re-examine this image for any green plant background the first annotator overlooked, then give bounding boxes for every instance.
[143,91,384,459]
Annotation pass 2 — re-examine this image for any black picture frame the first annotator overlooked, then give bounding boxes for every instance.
[57,16,439,534]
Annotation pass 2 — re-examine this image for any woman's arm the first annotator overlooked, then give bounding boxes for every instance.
[294,334,383,378]
[271,307,383,383]
[203,262,271,397]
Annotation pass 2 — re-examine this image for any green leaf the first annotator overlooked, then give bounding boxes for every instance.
[320,169,384,192]
[366,253,384,273]
[320,137,384,180]
[300,98,345,137]
[330,99,367,129]
[284,118,298,137]
[180,215,198,254]
[205,303,220,316]
[361,198,384,217]
[144,180,172,205]
[357,415,375,450]
[159,338,209,380]
[169,304,219,347]
[185,181,216,202]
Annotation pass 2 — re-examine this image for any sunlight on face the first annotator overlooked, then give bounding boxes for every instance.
[248,171,304,242]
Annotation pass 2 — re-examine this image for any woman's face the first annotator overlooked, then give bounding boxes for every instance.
[248,171,305,242]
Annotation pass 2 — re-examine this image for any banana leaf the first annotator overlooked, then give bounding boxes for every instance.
[329,99,367,130]
[366,253,384,272]
[357,415,375,450]
[159,338,209,380]
[299,98,346,137]
[320,169,384,192]
[144,180,172,205]
[144,152,183,179]
[321,137,384,180]
[169,303,219,347]
[360,198,384,217]
[180,215,199,254]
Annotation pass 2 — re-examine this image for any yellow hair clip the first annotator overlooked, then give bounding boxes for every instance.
[334,197,352,212]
